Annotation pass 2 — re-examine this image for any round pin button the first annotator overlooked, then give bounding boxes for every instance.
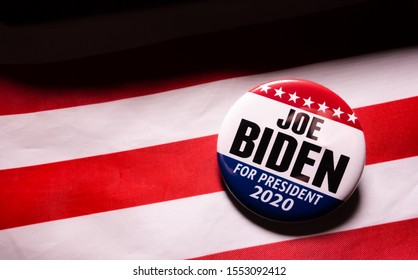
[217,79,365,222]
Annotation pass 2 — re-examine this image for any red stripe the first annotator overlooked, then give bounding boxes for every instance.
[0,136,222,230]
[0,97,417,230]
[354,97,418,165]
[192,218,418,260]
[0,68,247,116]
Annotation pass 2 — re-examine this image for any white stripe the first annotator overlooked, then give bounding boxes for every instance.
[1,47,417,170]
[1,156,417,259]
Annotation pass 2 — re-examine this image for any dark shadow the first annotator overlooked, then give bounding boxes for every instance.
[222,177,362,236]
[0,0,196,25]
[1,0,417,88]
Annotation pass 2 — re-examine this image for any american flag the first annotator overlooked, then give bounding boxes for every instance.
[0,1,417,260]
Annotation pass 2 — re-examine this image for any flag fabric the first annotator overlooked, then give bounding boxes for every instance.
[0,4,417,259]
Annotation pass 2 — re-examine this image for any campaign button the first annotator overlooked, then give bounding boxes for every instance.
[217,79,366,222]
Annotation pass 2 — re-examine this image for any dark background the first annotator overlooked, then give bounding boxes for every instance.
[0,0,417,91]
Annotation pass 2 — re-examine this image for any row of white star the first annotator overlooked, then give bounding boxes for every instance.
[257,85,358,124]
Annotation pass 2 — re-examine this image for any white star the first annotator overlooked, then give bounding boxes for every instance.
[303,96,314,108]
[258,84,271,93]
[347,112,358,123]
[332,107,344,118]
[288,92,299,103]
[317,101,329,113]
[274,87,286,98]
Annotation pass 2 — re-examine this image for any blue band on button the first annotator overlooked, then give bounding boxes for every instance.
[218,153,343,222]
